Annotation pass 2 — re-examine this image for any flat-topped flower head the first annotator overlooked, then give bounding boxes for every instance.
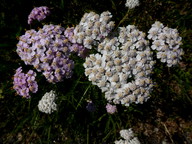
[148,21,184,67]
[17,24,86,83]
[28,6,50,24]
[84,25,155,106]
[13,67,38,98]
[120,129,135,140]
[106,103,117,114]
[115,128,141,144]
[125,0,140,9]
[38,90,57,114]
[67,11,115,49]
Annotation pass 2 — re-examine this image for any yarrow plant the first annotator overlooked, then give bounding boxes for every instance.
[65,11,115,49]
[84,25,155,106]
[28,6,51,24]
[13,67,38,98]
[125,0,140,9]
[15,3,183,111]
[148,21,184,67]
[11,1,186,143]
[16,24,86,83]
[114,128,141,144]
[106,103,117,114]
[38,90,57,114]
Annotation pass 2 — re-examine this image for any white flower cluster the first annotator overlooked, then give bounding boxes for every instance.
[148,21,184,67]
[84,25,155,106]
[70,11,115,49]
[125,0,140,9]
[115,129,141,144]
[38,90,57,114]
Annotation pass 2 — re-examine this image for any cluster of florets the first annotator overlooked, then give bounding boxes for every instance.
[106,103,117,114]
[125,0,140,9]
[115,129,141,144]
[84,25,155,106]
[28,6,50,24]
[16,24,86,83]
[13,67,38,98]
[148,21,184,67]
[38,90,57,114]
[66,11,115,49]
[64,27,88,58]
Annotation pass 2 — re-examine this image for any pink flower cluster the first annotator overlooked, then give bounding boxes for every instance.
[17,24,87,83]
[28,6,50,24]
[13,67,38,98]
[106,103,117,114]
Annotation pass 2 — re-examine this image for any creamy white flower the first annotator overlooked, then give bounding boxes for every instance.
[128,137,141,144]
[148,21,183,67]
[152,21,164,31]
[84,25,155,106]
[151,40,164,50]
[120,129,134,140]
[115,129,141,144]
[76,32,85,43]
[73,11,115,49]
[38,90,57,114]
[107,21,116,30]
[114,139,125,144]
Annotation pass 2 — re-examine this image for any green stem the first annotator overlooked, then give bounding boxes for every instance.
[75,84,91,110]
[87,124,89,144]
[28,98,31,112]
[47,126,51,144]
[114,9,130,31]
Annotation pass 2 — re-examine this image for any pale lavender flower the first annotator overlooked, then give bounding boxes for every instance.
[64,27,75,42]
[106,103,117,114]
[28,6,50,24]
[26,70,38,93]
[13,67,38,98]
[16,24,86,83]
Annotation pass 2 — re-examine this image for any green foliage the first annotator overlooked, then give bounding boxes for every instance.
[0,0,192,143]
